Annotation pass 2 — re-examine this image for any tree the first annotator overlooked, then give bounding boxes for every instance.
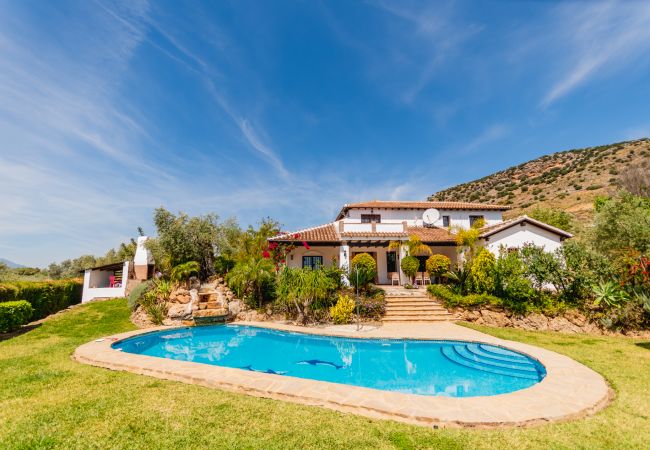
[226,257,275,308]
[589,192,650,257]
[469,249,496,294]
[528,207,576,232]
[170,261,200,286]
[426,254,451,280]
[349,253,377,289]
[400,256,420,283]
[276,267,336,324]
[149,207,220,279]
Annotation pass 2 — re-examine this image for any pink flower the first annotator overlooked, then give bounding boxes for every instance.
[262,250,270,258]
[302,241,311,250]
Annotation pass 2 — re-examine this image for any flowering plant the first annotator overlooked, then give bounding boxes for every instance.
[262,233,310,271]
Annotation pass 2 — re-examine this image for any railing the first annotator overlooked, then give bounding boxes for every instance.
[339,222,406,233]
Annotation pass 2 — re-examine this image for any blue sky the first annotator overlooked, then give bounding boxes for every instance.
[1,0,650,267]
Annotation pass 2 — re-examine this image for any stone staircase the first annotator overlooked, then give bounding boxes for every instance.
[382,286,454,323]
[191,286,229,325]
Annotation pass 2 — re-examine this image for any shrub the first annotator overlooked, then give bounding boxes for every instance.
[275,267,337,323]
[400,256,420,280]
[469,249,496,294]
[330,294,355,324]
[127,281,152,310]
[427,284,501,309]
[139,280,171,325]
[0,280,82,320]
[426,254,451,280]
[170,261,200,284]
[0,300,34,333]
[349,253,377,289]
[357,288,386,319]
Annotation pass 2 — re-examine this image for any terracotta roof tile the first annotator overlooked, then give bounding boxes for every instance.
[269,223,339,242]
[406,226,457,243]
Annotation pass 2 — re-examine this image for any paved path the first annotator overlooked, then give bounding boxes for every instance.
[74,321,611,428]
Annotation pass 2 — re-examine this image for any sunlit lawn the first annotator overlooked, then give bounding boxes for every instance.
[1,299,649,449]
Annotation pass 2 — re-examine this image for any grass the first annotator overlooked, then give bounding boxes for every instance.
[1,299,649,449]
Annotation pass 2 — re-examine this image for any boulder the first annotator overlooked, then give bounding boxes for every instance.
[228,300,242,317]
[168,303,192,320]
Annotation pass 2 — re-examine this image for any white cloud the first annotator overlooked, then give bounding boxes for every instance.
[540,1,650,107]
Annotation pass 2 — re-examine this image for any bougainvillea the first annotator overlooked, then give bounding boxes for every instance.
[262,234,309,271]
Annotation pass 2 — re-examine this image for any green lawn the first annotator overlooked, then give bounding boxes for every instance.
[1,299,649,449]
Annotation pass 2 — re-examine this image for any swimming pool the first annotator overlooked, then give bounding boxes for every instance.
[113,325,546,397]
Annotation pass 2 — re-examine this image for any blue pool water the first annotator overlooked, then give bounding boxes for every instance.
[113,325,546,397]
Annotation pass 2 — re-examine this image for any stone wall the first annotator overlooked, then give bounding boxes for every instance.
[455,307,650,337]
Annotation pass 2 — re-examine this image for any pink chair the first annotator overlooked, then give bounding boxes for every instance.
[109,275,116,288]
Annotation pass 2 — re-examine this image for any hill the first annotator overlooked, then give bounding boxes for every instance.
[428,138,650,222]
[0,258,25,269]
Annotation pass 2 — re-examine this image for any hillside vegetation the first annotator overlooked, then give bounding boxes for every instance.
[429,138,650,221]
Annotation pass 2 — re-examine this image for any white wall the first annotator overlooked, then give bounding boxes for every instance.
[286,246,340,269]
[482,223,564,256]
[343,208,502,229]
[82,261,129,303]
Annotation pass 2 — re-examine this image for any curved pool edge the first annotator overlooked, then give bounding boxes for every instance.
[73,322,613,428]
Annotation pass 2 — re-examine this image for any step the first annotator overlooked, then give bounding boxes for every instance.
[384,312,452,319]
[383,316,452,322]
[384,307,451,314]
[386,302,445,309]
[385,306,448,312]
[465,343,530,363]
[383,310,453,316]
[453,346,538,373]
[440,346,541,380]
[385,298,433,303]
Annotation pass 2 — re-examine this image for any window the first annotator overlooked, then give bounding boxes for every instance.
[386,251,397,273]
[302,255,323,270]
[442,215,450,227]
[416,256,428,272]
[469,215,484,226]
[361,214,381,223]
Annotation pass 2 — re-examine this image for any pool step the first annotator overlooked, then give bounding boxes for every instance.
[440,345,543,381]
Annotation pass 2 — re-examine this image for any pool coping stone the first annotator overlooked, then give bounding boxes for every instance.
[73,321,612,428]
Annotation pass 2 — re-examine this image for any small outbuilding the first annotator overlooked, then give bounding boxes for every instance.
[81,236,155,303]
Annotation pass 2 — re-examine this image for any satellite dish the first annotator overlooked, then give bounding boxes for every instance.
[422,208,440,226]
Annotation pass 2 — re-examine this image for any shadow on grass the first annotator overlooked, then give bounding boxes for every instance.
[634,342,650,350]
[0,323,42,342]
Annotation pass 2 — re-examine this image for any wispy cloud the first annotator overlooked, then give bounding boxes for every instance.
[459,123,509,155]
[374,1,482,104]
[540,1,650,107]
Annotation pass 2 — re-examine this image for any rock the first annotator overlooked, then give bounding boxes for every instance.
[228,300,242,317]
[193,308,228,318]
[189,276,201,290]
[130,306,154,328]
[189,289,199,304]
[168,303,192,320]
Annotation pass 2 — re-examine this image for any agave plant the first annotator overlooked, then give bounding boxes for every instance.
[592,281,628,309]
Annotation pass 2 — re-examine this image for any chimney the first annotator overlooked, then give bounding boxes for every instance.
[133,236,155,280]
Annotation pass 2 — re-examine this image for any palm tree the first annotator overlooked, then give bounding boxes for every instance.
[170,261,200,287]
[227,257,275,308]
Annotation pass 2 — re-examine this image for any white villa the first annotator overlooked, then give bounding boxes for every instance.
[269,201,572,285]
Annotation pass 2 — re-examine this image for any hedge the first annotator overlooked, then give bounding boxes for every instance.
[0,280,82,320]
[0,300,34,333]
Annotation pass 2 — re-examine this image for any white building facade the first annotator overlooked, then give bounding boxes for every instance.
[270,201,572,285]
